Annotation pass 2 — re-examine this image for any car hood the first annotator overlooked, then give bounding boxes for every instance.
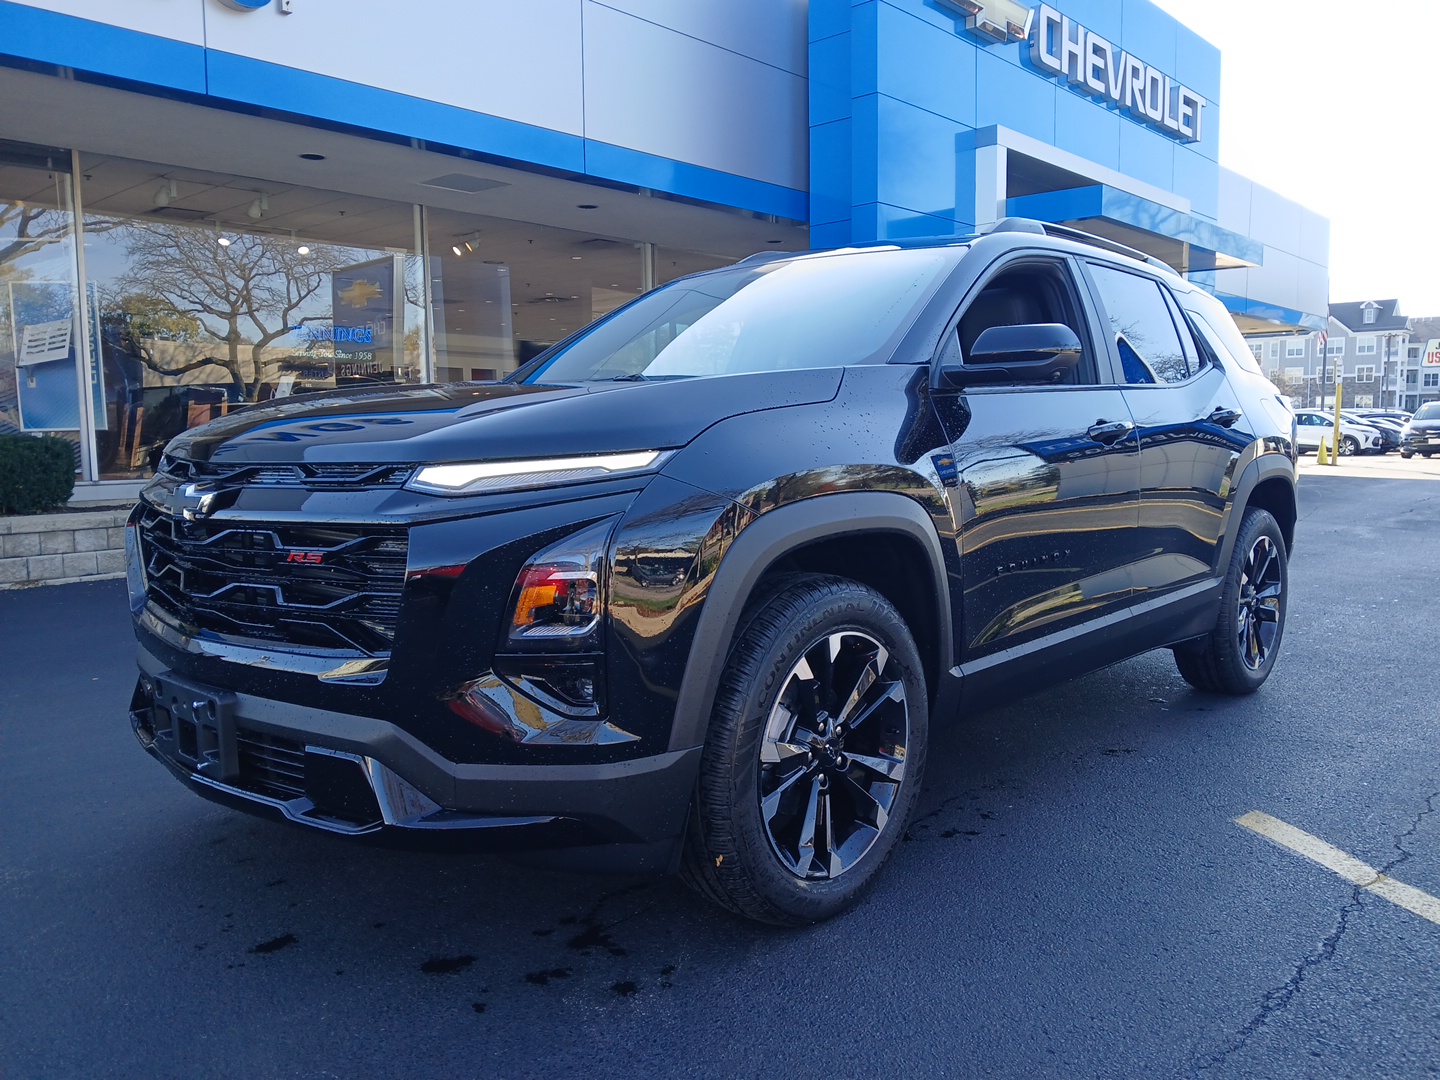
[164,370,843,465]
[1407,417,1440,432]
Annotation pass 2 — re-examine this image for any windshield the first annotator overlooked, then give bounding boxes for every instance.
[1415,402,1440,420]
[514,247,957,384]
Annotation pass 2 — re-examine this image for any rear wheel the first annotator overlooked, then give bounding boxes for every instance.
[681,575,927,925]
[1174,507,1288,695]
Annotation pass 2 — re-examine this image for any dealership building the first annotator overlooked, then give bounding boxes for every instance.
[0,0,1329,498]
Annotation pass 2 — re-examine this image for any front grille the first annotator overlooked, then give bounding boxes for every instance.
[236,728,307,801]
[160,456,411,488]
[137,504,408,653]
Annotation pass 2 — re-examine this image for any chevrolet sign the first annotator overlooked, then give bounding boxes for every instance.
[1030,4,1206,143]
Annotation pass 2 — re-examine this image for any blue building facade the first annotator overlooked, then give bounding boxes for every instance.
[809,0,1326,333]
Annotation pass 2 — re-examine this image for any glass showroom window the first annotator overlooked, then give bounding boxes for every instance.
[422,203,747,383]
[425,206,655,381]
[0,142,87,474]
[79,153,429,480]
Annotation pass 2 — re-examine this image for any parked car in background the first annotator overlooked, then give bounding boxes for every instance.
[1341,410,1402,452]
[1354,408,1413,426]
[1292,410,1385,455]
[1400,402,1440,458]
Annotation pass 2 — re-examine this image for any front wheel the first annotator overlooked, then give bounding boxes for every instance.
[1174,507,1288,695]
[1340,435,1359,456]
[681,575,928,925]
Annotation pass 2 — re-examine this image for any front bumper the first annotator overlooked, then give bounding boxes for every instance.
[131,651,701,873]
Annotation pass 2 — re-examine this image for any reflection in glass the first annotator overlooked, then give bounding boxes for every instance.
[79,153,427,478]
[519,248,953,384]
[0,149,84,471]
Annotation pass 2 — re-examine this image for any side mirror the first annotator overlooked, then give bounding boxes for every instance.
[941,323,1083,387]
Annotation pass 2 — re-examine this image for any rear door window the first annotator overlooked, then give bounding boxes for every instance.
[1086,263,1193,385]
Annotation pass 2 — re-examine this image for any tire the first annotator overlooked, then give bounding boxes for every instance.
[1340,435,1359,456]
[1423,450,1435,458]
[680,575,928,925]
[1401,450,1414,459]
[1174,507,1288,695]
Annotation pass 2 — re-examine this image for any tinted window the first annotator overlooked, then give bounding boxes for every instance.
[954,259,1096,385]
[1088,263,1192,384]
[515,247,955,383]
[1415,402,1440,420]
[1191,307,1265,375]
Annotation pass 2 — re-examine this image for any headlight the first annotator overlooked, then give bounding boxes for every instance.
[486,519,619,718]
[502,519,615,650]
[406,450,672,496]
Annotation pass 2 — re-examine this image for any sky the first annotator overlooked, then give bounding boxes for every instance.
[1149,0,1440,314]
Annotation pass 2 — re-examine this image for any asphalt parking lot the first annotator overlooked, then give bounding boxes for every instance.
[4,468,1440,1079]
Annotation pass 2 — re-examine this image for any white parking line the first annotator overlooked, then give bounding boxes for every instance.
[1236,811,1440,928]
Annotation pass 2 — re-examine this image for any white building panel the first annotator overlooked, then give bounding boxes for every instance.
[582,3,806,188]
[7,0,205,44]
[589,0,807,75]
[204,0,586,137]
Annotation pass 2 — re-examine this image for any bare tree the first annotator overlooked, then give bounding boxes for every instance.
[113,224,346,399]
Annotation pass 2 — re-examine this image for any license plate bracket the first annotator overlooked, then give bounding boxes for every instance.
[152,672,240,782]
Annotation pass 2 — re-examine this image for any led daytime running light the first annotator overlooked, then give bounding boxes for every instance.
[408,450,667,495]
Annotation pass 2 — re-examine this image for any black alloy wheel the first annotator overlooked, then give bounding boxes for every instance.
[681,575,927,925]
[1235,534,1283,671]
[1174,507,1288,695]
[756,629,909,880]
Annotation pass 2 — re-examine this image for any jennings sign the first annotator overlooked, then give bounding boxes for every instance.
[1029,4,1206,143]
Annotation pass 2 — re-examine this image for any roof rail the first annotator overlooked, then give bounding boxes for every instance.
[985,217,1177,275]
[735,250,798,267]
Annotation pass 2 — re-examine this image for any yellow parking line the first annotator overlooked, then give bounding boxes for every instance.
[1236,811,1440,928]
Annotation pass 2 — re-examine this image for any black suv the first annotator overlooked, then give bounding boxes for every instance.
[1400,402,1440,457]
[127,221,1298,925]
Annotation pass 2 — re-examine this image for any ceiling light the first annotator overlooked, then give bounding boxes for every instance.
[153,180,177,207]
[571,255,582,260]
[217,236,232,247]
[452,245,464,257]
[576,204,598,210]
[300,153,326,161]
[246,194,268,220]
[297,245,310,255]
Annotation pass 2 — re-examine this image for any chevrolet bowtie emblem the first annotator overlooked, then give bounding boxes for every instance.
[938,0,1031,42]
[178,482,230,522]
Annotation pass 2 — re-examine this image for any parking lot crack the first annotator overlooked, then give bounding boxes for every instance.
[1193,894,1363,1076]
[1378,786,1439,877]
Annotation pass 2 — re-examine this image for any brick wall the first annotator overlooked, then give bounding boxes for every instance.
[0,509,131,588]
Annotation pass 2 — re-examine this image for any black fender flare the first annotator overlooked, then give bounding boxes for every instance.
[666,491,953,751]
[1215,449,1297,574]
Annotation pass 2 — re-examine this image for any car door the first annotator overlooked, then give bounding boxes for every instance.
[1293,411,1325,450]
[1079,260,1250,605]
[930,252,1141,668]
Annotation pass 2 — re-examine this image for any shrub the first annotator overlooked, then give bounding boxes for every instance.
[0,434,77,515]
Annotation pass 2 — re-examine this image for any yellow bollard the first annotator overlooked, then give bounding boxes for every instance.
[1316,437,1329,465]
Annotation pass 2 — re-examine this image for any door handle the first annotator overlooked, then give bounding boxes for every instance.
[1086,419,1134,445]
[1206,407,1243,428]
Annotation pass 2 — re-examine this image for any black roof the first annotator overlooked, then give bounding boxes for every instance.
[1329,300,1410,333]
